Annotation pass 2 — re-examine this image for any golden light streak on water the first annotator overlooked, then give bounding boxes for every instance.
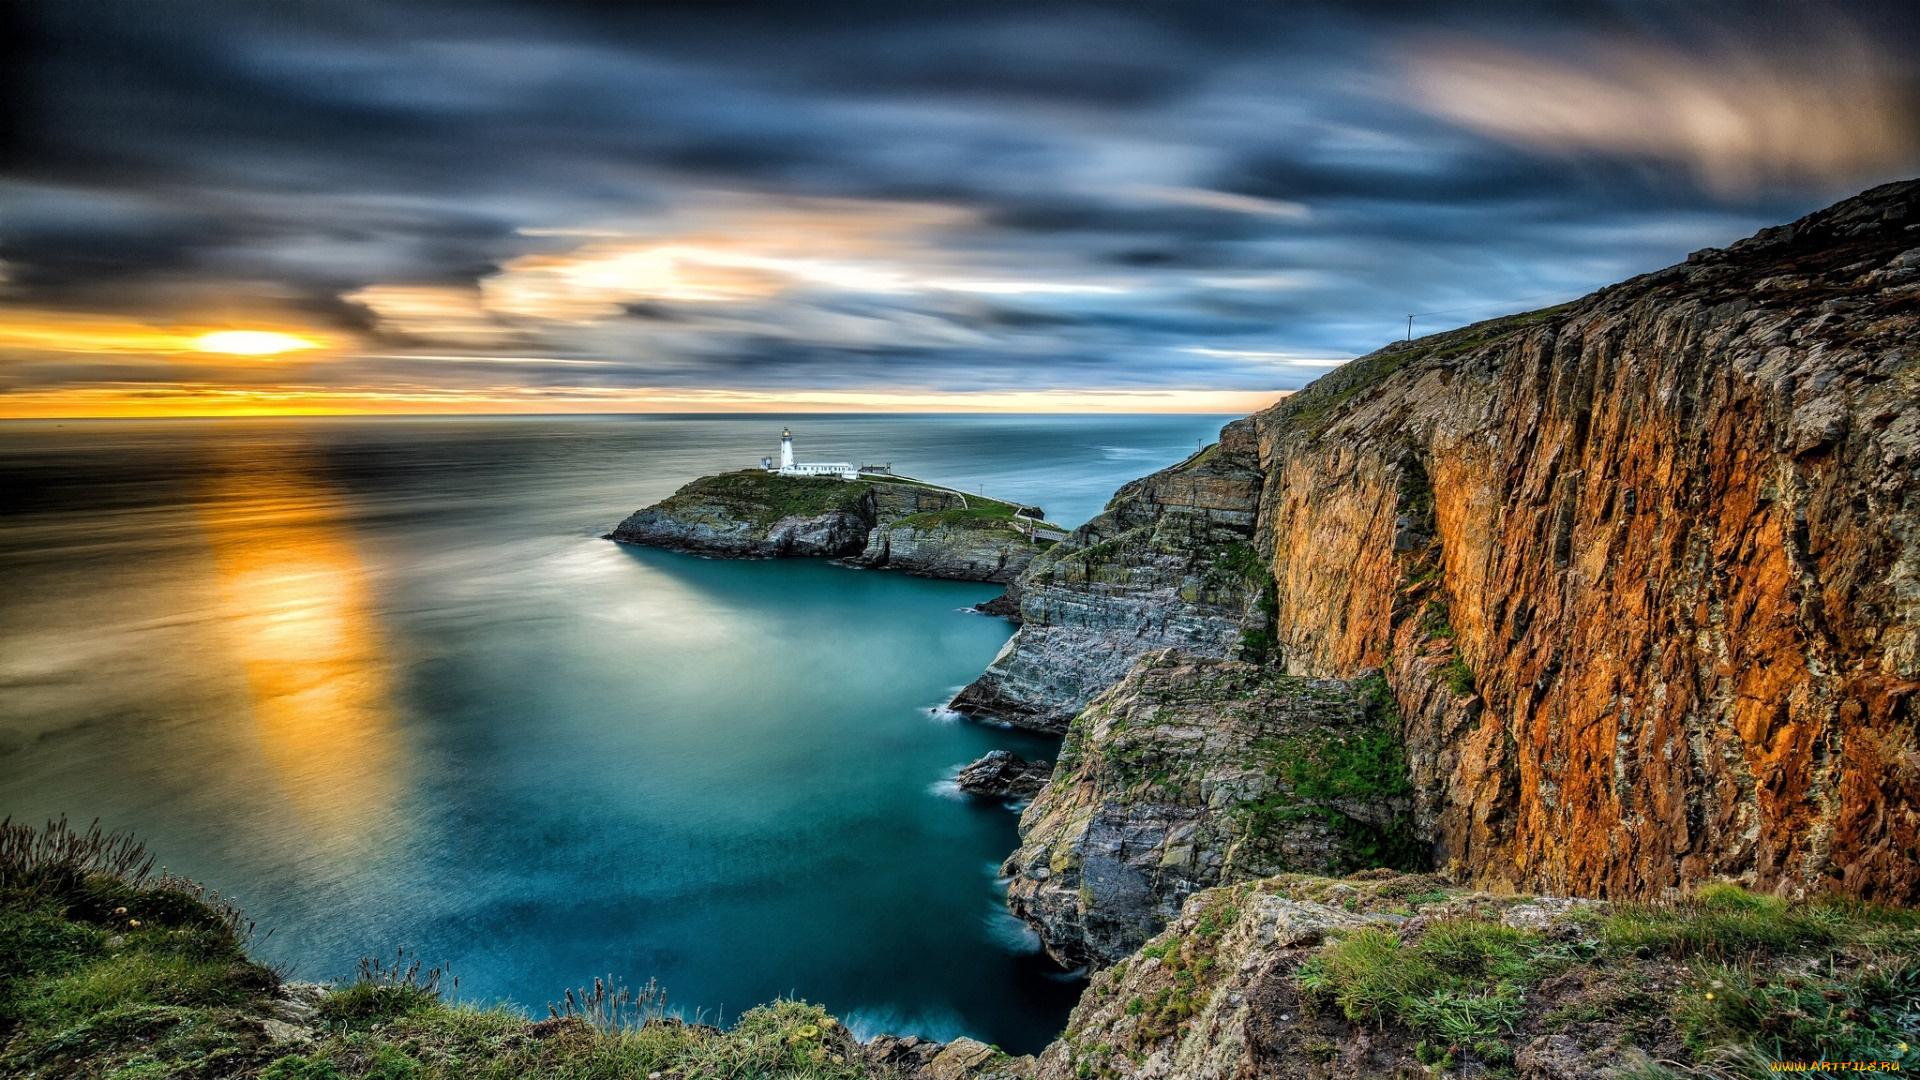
[195,442,401,853]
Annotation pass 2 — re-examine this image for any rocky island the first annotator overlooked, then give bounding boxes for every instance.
[607,469,1064,589]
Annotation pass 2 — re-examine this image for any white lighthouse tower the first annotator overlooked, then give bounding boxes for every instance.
[762,427,860,480]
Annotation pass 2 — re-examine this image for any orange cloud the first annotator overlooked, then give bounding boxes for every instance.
[0,384,1287,418]
[0,311,333,356]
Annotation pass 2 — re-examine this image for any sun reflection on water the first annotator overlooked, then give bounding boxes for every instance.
[195,443,401,853]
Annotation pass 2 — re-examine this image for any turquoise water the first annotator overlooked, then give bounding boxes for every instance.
[0,414,1234,1051]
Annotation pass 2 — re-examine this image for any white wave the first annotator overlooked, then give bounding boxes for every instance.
[983,905,1043,954]
[843,1005,971,1045]
[927,778,966,800]
[922,703,966,723]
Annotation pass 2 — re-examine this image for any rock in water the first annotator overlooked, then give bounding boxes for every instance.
[954,750,1052,798]
[608,471,878,557]
[609,471,1058,582]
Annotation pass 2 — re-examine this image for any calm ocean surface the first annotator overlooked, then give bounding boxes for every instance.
[0,414,1235,1053]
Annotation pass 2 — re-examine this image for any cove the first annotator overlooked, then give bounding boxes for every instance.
[0,417,1231,1052]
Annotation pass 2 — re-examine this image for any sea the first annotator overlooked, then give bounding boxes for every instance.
[0,413,1235,1054]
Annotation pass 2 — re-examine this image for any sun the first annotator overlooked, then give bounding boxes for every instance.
[194,330,323,356]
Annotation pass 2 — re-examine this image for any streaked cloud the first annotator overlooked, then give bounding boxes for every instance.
[2,2,1917,416]
[1127,186,1311,219]
[1404,31,1917,193]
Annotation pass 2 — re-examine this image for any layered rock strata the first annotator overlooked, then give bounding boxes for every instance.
[949,422,1267,732]
[855,512,1046,583]
[1002,652,1416,968]
[1244,178,1920,901]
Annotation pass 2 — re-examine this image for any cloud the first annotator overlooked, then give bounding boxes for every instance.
[1127,186,1311,219]
[3,1,1919,414]
[1402,30,1919,193]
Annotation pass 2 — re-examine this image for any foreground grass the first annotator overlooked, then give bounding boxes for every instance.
[0,819,899,1080]
[1291,880,1920,1076]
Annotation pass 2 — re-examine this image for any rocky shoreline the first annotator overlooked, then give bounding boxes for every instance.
[590,178,1920,1076]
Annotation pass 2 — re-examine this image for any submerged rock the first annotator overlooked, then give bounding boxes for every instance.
[955,750,1052,798]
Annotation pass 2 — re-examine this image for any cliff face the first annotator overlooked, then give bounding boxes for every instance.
[1247,179,1920,902]
[855,512,1047,584]
[1002,653,1416,968]
[610,472,1050,583]
[949,421,1267,732]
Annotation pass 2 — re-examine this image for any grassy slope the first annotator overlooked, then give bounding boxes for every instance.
[1286,878,1920,1076]
[0,820,902,1080]
[656,472,875,530]
[8,822,1916,1079]
[1066,874,1920,1080]
[656,473,1059,534]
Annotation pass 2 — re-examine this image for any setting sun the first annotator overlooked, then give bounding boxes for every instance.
[195,330,322,356]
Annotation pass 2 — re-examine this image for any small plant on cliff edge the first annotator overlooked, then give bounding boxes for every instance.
[317,950,452,1027]
[1297,919,1544,1047]
[1437,655,1475,696]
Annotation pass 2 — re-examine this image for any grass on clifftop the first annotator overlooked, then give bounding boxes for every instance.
[662,471,874,528]
[1291,879,1920,1076]
[663,471,1059,534]
[0,818,902,1080]
[886,502,1061,534]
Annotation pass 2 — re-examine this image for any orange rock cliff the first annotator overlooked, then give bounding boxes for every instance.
[1254,178,1919,901]
[970,179,1918,921]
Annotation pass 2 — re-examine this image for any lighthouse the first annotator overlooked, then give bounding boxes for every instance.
[763,428,860,480]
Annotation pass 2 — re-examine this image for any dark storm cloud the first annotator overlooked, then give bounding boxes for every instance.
[4,0,1919,398]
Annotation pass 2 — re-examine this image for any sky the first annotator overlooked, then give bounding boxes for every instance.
[3,1,1919,417]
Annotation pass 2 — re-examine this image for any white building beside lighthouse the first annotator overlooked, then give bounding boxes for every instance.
[761,428,861,480]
